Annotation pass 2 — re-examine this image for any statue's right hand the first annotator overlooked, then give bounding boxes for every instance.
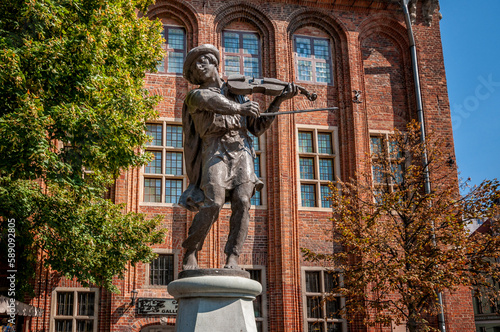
[237,101,260,118]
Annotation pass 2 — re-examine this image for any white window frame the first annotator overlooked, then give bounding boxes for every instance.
[50,287,99,332]
[368,130,406,197]
[296,125,340,211]
[243,265,268,332]
[293,34,334,85]
[140,118,187,206]
[222,29,262,78]
[145,249,179,288]
[301,267,347,332]
[156,25,186,75]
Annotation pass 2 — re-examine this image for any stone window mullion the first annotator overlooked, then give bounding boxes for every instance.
[143,120,185,205]
[222,30,261,78]
[51,288,98,332]
[298,126,338,209]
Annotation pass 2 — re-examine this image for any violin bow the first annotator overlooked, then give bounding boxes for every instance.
[260,107,338,116]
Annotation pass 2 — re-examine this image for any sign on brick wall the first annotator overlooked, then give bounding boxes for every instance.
[137,298,178,315]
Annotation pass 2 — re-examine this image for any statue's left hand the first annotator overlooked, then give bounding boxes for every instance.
[275,83,299,103]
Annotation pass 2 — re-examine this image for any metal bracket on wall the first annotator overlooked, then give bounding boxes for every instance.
[353,90,362,103]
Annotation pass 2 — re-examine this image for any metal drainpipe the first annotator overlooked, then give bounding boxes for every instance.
[399,1,446,331]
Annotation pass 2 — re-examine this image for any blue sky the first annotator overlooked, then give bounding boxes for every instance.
[440,1,500,190]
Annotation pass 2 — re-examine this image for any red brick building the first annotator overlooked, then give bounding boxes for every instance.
[24,0,477,331]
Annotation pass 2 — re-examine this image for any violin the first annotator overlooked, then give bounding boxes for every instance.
[226,74,317,101]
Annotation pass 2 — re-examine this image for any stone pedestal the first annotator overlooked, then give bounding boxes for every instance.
[168,270,262,332]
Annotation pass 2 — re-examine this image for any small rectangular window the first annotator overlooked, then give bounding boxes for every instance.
[77,293,95,316]
[145,151,162,174]
[76,320,93,332]
[166,125,183,148]
[300,158,315,180]
[251,190,261,206]
[165,152,183,176]
[165,179,183,204]
[52,289,98,332]
[57,293,74,316]
[317,133,333,154]
[254,155,261,178]
[306,271,321,293]
[320,185,331,208]
[146,124,163,146]
[319,159,334,181]
[150,254,175,286]
[144,178,162,203]
[301,184,316,207]
[224,56,241,76]
[56,320,72,332]
[299,132,314,153]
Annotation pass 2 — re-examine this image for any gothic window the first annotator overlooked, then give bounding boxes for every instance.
[222,31,261,78]
[157,26,186,74]
[369,133,404,200]
[293,35,333,84]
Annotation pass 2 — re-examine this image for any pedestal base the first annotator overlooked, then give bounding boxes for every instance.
[168,274,262,332]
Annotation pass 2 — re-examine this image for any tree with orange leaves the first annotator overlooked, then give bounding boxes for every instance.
[303,120,500,332]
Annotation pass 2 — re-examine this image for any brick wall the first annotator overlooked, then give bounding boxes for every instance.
[27,1,474,331]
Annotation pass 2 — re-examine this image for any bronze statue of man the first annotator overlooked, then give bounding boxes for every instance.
[178,44,298,270]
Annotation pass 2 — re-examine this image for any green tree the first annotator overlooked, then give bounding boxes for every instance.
[0,0,165,296]
[303,121,500,332]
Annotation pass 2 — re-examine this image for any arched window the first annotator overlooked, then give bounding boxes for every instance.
[222,22,261,78]
[293,27,333,85]
[157,20,186,74]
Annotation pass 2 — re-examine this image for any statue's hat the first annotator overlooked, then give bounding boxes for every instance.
[183,44,220,84]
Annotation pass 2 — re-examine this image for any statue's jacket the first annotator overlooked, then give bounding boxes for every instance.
[179,84,275,212]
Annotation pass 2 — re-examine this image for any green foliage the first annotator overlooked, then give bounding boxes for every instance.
[303,120,500,332]
[0,0,166,297]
